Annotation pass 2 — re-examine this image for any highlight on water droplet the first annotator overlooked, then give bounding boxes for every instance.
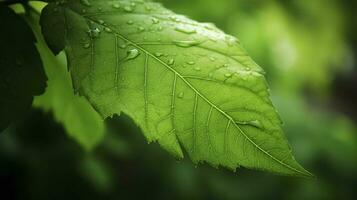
[126,49,140,60]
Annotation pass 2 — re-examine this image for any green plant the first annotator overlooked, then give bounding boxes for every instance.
[0,0,312,177]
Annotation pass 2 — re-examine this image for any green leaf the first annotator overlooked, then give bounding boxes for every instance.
[40,0,312,177]
[0,6,47,132]
[25,7,105,150]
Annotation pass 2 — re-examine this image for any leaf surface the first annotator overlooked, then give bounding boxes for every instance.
[0,6,47,132]
[40,0,312,177]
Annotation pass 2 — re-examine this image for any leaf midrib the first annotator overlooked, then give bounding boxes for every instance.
[62,5,311,177]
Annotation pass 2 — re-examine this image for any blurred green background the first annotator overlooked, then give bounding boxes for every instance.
[1,0,357,199]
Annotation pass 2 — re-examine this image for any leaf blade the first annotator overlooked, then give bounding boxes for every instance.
[40,0,312,177]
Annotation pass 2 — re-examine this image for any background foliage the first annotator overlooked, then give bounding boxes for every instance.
[1,0,357,199]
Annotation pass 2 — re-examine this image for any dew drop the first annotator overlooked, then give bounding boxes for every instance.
[97,19,105,25]
[194,67,201,71]
[167,58,175,65]
[112,3,120,9]
[175,26,196,34]
[87,27,101,38]
[104,27,112,33]
[173,40,201,48]
[138,26,145,31]
[154,52,163,57]
[83,43,91,49]
[145,5,152,11]
[80,0,91,7]
[245,67,251,71]
[209,57,216,61]
[178,92,184,98]
[224,73,232,78]
[151,17,159,24]
[124,6,133,12]
[127,20,134,25]
[119,44,127,49]
[126,49,140,60]
[186,61,195,65]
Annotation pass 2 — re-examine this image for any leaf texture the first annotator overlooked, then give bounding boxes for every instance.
[40,0,312,177]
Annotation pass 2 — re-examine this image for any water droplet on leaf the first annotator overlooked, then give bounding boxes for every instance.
[124,6,133,12]
[126,49,140,60]
[167,58,175,65]
[178,92,184,98]
[175,26,196,34]
[173,40,201,48]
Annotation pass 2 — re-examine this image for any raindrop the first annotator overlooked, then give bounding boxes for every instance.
[173,40,201,48]
[83,43,91,49]
[97,19,105,25]
[209,57,216,61]
[151,17,159,24]
[112,3,120,9]
[175,26,196,34]
[167,58,175,65]
[87,27,101,38]
[154,52,163,57]
[186,61,195,65]
[119,44,127,49]
[104,27,112,33]
[178,92,184,98]
[145,6,152,11]
[124,6,133,12]
[194,67,201,71]
[80,0,91,7]
[127,20,134,25]
[138,27,145,32]
[126,49,140,60]
[224,73,232,78]
[245,67,251,71]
